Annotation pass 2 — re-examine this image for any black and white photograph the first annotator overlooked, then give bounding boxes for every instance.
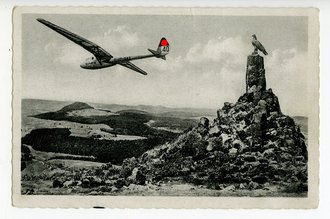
[12,7,319,208]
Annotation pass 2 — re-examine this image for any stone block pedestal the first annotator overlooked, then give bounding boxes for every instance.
[246,54,266,92]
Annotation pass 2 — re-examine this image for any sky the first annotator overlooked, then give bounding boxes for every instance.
[21,13,308,116]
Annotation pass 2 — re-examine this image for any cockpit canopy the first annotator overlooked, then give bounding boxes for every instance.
[80,56,113,69]
[85,57,97,64]
[80,56,99,69]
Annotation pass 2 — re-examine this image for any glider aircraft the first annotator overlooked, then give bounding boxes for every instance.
[37,18,170,75]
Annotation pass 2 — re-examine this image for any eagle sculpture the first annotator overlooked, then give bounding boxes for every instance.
[252,34,268,55]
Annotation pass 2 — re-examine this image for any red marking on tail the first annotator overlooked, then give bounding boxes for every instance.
[160,38,169,46]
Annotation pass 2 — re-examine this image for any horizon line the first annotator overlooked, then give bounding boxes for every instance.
[21,97,218,111]
[21,97,308,118]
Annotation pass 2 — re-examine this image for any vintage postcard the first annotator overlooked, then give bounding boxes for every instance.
[12,6,319,208]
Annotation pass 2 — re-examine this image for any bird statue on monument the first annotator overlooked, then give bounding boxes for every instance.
[252,34,268,55]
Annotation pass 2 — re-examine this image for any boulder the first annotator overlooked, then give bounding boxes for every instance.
[220,133,231,144]
[229,148,238,156]
[209,125,221,136]
[114,178,126,188]
[239,183,246,189]
[233,139,245,150]
[222,102,234,113]
[63,180,73,187]
[127,168,146,185]
[90,176,103,187]
[105,180,115,186]
[248,181,259,190]
[199,117,209,128]
[207,137,222,151]
[81,178,90,188]
[280,153,293,162]
[295,156,305,162]
[248,85,257,93]
[52,178,64,188]
[223,185,236,191]
[243,154,257,162]
[120,157,138,178]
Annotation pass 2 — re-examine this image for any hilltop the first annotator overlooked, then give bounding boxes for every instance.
[58,102,94,113]
[133,86,307,193]
[122,54,308,193]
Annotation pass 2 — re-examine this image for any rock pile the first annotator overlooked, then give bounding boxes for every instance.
[123,54,308,193]
[134,85,307,192]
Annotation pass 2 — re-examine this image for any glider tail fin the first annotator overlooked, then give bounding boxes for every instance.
[148,37,169,60]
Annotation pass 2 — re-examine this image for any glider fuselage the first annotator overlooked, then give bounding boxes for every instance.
[80,54,156,70]
[80,57,114,69]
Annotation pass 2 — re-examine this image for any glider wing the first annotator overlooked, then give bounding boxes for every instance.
[37,18,113,61]
[119,61,148,75]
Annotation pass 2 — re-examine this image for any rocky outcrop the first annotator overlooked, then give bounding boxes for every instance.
[123,54,308,192]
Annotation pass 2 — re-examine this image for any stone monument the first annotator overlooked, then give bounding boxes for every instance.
[246,54,266,92]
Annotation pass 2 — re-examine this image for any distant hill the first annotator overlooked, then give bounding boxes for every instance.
[33,101,113,121]
[58,102,94,113]
[25,99,200,137]
[156,111,210,118]
[92,103,216,118]
[23,99,216,118]
[116,109,149,114]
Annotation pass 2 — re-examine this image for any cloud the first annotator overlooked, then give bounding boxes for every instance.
[185,36,250,66]
[101,25,140,53]
[52,43,90,66]
[266,48,308,116]
[150,36,251,78]
[132,36,252,108]
[148,55,185,74]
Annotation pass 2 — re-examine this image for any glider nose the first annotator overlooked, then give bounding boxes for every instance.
[80,63,87,69]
